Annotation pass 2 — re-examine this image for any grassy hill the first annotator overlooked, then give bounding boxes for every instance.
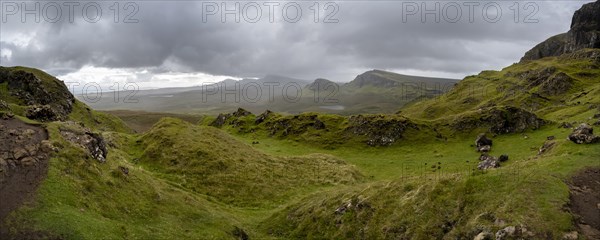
[402,49,600,123]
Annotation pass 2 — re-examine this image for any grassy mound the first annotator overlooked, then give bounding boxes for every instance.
[138,117,363,206]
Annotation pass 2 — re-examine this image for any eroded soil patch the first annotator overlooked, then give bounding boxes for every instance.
[569,167,600,239]
[0,117,50,223]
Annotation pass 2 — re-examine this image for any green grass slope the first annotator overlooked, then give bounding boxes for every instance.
[138,117,363,207]
[2,122,241,239]
[402,49,600,124]
[261,127,600,239]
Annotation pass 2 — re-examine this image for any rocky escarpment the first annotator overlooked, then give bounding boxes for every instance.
[0,67,75,121]
[521,0,600,61]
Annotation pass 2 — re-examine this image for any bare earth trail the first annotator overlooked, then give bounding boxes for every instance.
[569,167,600,239]
[0,116,51,237]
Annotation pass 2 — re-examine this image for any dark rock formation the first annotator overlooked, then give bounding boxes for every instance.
[346,115,416,146]
[454,106,546,134]
[209,108,253,128]
[60,125,108,162]
[210,113,231,127]
[232,107,252,117]
[475,133,493,152]
[478,155,500,170]
[255,110,273,124]
[0,67,75,120]
[25,105,60,122]
[267,114,328,137]
[565,0,600,52]
[521,1,600,61]
[538,72,574,96]
[568,123,600,144]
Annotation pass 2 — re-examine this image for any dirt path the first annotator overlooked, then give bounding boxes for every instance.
[0,117,50,223]
[569,167,600,239]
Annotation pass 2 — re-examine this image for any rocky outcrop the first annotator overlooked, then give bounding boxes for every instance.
[231,107,252,117]
[478,154,504,170]
[475,133,493,152]
[255,110,273,124]
[518,67,575,96]
[538,72,574,96]
[453,106,547,134]
[25,105,60,122]
[568,123,600,144]
[267,114,327,137]
[210,108,253,127]
[346,115,416,146]
[60,124,108,162]
[521,1,600,61]
[210,113,230,127]
[0,67,75,120]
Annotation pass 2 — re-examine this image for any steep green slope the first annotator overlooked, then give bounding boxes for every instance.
[402,49,600,124]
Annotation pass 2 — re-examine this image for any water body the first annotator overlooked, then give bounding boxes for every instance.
[319,105,345,110]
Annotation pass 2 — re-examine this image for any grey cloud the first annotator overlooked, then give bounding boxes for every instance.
[0,1,594,82]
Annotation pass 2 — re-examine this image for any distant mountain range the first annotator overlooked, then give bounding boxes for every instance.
[86,70,459,115]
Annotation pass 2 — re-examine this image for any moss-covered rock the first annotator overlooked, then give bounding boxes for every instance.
[0,67,74,121]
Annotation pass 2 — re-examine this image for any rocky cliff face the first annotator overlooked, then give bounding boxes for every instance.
[521,1,600,61]
[565,0,600,52]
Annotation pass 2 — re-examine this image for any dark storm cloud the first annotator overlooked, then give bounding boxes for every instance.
[0,1,592,82]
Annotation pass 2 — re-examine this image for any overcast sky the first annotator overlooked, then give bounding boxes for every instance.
[0,0,593,89]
